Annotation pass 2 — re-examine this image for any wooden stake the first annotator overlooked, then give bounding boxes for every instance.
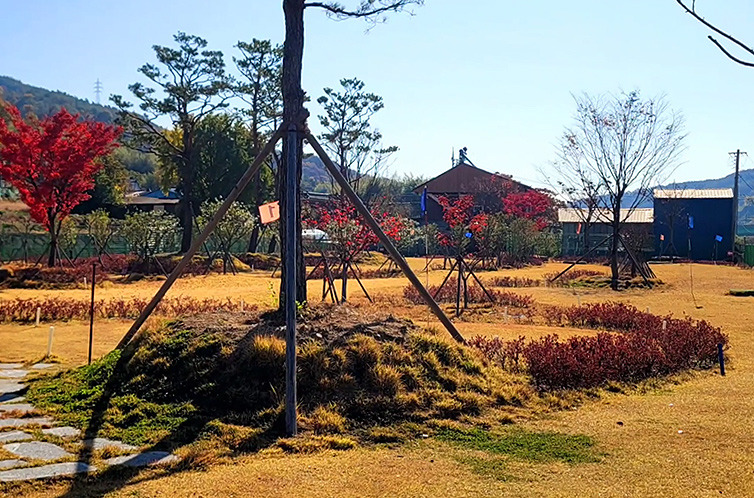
[88,262,96,365]
[306,131,465,343]
[35,307,40,327]
[115,125,286,350]
[47,326,54,357]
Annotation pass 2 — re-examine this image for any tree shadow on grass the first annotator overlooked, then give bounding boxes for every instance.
[56,327,283,498]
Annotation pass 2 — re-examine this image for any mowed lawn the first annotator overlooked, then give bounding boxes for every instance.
[1,260,753,497]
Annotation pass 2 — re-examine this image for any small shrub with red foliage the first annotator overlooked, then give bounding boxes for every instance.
[0,296,255,323]
[307,266,401,280]
[403,277,533,308]
[467,335,526,372]
[486,276,541,288]
[10,255,135,285]
[543,269,607,287]
[471,302,728,390]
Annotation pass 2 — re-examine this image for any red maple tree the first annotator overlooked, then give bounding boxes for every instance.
[0,105,122,266]
[502,190,553,230]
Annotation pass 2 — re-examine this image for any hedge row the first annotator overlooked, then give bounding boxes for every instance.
[471,302,727,390]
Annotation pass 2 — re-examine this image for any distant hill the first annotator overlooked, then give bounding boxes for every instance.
[620,169,754,209]
[661,169,754,198]
[0,75,118,122]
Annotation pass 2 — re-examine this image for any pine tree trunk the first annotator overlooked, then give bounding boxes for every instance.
[279,0,307,310]
[180,198,193,254]
[248,225,261,253]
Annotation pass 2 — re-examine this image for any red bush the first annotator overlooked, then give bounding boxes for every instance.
[403,278,533,308]
[468,335,526,372]
[0,296,256,323]
[486,276,541,288]
[472,302,728,390]
[543,269,607,287]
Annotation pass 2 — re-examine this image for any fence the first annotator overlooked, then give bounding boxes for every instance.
[0,230,280,264]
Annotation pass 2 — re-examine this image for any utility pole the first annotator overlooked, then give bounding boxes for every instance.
[94,79,103,105]
[729,149,746,261]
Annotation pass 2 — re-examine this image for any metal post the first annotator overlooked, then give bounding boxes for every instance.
[285,124,298,437]
[88,262,96,365]
[456,256,463,317]
[718,343,726,376]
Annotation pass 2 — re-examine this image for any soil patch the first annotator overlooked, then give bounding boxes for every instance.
[176,305,418,347]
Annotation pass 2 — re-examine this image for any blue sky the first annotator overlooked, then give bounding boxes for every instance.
[2,1,754,187]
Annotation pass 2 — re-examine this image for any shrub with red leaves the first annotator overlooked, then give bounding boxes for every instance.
[403,277,533,308]
[0,296,254,323]
[472,302,728,390]
[11,255,136,285]
[543,269,607,287]
[486,276,541,288]
[468,335,526,372]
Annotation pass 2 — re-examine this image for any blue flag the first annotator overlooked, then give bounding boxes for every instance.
[420,186,427,216]
[715,235,723,242]
[688,216,694,229]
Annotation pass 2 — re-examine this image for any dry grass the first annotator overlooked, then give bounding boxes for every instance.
[0,200,28,212]
[2,260,754,496]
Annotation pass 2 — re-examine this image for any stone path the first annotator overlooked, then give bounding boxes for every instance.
[0,363,180,482]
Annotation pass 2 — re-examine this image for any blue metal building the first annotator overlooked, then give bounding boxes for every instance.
[653,189,734,261]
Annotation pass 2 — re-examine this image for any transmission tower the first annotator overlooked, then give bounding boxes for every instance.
[94,79,103,105]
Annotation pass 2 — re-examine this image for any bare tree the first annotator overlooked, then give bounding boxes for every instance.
[542,158,606,256]
[554,91,685,289]
[676,1,754,67]
[279,0,423,309]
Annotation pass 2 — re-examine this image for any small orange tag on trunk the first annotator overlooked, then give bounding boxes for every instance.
[259,201,280,224]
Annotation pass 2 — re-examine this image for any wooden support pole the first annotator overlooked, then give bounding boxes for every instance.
[284,124,299,437]
[306,131,465,344]
[116,125,286,350]
[433,259,459,300]
[548,234,614,284]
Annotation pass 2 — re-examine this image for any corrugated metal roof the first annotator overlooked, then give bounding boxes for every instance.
[653,188,733,199]
[558,208,654,224]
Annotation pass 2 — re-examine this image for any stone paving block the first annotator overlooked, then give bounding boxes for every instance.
[0,381,24,395]
[0,459,24,470]
[0,431,33,443]
[0,394,25,404]
[0,462,97,482]
[4,441,72,461]
[82,437,138,452]
[0,417,53,429]
[0,370,28,379]
[0,364,23,370]
[0,403,35,414]
[31,363,54,370]
[105,451,179,468]
[43,426,81,438]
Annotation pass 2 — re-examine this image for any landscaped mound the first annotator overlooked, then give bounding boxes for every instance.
[26,306,533,453]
